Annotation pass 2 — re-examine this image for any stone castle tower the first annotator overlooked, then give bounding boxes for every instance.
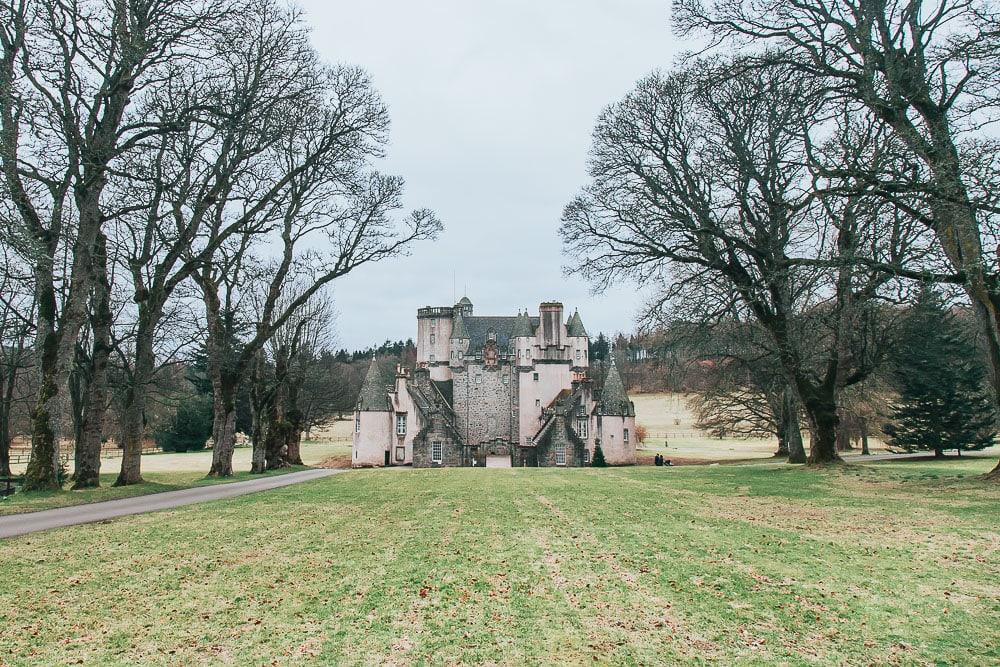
[352,298,636,467]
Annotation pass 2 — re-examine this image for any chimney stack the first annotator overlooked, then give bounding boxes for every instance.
[539,302,564,348]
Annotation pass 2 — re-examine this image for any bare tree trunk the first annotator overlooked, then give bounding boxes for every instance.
[250,350,268,474]
[284,373,305,466]
[836,423,853,452]
[208,384,238,477]
[774,432,789,457]
[116,335,154,486]
[209,407,237,475]
[0,359,14,478]
[860,422,870,456]
[800,391,840,465]
[784,390,807,464]
[265,349,289,471]
[23,270,62,490]
[73,232,112,489]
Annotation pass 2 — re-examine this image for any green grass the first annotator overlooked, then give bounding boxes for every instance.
[2,460,998,665]
[0,467,309,516]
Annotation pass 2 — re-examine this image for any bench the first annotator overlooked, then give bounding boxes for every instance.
[0,476,16,497]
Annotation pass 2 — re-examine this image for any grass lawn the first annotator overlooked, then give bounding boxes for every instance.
[632,392,899,462]
[2,458,998,665]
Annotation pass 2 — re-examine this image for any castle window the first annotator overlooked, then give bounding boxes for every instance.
[430,333,436,344]
[429,354,435,362]
[532,372,539,381]
[355,414,361,433]
[396,414,407,436]
[577,419,588,439]
[576,350,581,360]
[555,443,566,466]
[535,399,541,408]
[432,441,443,463]
[623,429,629,443]
[476,374,483,385]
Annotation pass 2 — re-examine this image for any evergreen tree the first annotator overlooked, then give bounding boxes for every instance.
[155,395,213,453]
[592,442,608,467]
[886,287,997,457]
[589,333,610,362]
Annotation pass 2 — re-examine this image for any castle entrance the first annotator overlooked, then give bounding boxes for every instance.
[485,456,511,468]
[482,440,512,468]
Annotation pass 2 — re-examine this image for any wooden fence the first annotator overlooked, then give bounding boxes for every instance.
[8,445,161,466]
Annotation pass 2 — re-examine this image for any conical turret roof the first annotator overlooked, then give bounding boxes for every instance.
[511,310,534,338]
[600,360,633,416]
[357,360,390,411]
[567,310,588,337]
[450,310,469,339]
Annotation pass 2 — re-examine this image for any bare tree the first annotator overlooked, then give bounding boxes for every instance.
[0,0,228,489]
[675,0,1000,476]
[0,247,35,477]
[562,60,925,463]
[682,318,808,462]
[68,229,114,488]
[108,0,354,485]
[205,164,439,476]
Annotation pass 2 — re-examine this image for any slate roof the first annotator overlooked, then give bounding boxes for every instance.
[357,360,390,411]
[459,315,540,353]
[450,311,469,339]
[567,310,588,337]
[599,361,634,416]
[511,311,534,338]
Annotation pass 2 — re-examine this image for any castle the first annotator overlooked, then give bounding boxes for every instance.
[352,298,636,467]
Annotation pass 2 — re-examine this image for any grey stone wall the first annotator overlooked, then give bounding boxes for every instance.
[412,419,465,467]
[452,363,516,447]
[535,416,587,467]
[408,368,467,468]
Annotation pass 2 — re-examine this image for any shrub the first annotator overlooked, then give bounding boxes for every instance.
[155,395,213,453]
[592,442,608,467]
[634,424,648,444]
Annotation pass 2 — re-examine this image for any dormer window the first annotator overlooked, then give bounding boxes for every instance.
[487,329,497,342]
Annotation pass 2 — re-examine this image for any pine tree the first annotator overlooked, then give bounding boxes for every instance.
[886,287,997,457]
[592,442,608,467]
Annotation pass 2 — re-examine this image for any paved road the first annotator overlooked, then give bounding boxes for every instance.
[0,468,343,539]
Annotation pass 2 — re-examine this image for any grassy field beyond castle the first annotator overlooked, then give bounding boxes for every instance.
[3,459,998,665]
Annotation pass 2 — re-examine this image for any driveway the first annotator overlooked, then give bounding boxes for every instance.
[0,468,343,539]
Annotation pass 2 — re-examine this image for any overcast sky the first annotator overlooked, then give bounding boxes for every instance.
[298,1,693,350]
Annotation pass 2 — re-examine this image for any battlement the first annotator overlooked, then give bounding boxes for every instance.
[417,306,454,319]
